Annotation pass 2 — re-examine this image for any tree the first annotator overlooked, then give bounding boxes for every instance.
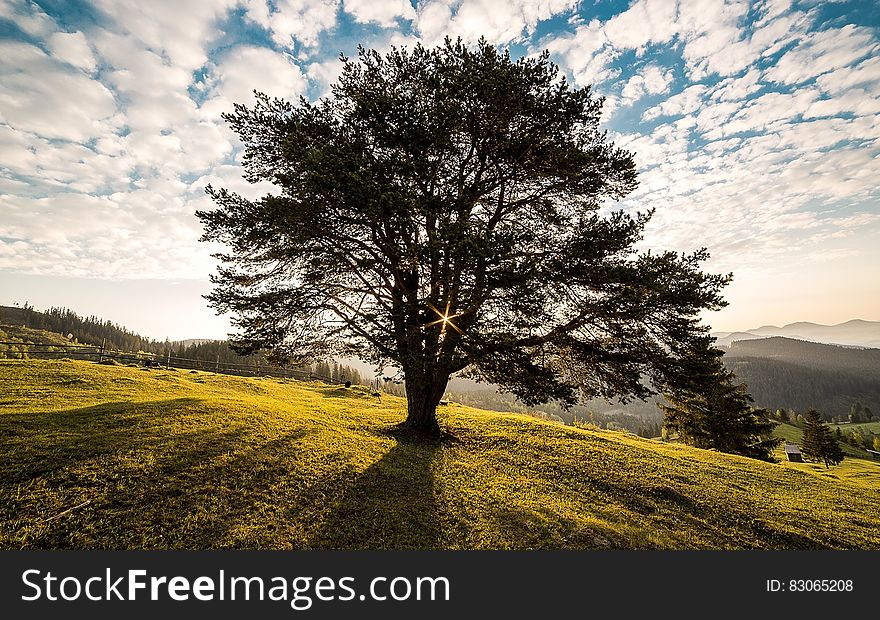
[849,431,865,448]
[198,40,729,435]
[659,354,780,461]
[801,409,844,468]
[849,401,864,423]
[872,435,880,452]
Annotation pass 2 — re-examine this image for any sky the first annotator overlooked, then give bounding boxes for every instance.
[0,0,878,340]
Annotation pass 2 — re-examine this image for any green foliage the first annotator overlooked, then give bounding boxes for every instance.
[849,431,866,448]
[773,422,869,462]
[801,409,845,468]
[198,39,729,433]
[660,355,780,461]
[2,359,880,549]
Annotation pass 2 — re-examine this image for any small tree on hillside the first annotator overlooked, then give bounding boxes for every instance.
[199,40,730,436]
[801,409,844,468]
[660,354,780,461]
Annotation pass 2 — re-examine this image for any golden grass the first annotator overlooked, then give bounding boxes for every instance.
[1,359,878,549]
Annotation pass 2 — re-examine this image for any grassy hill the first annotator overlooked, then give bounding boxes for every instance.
[1,358,879,550]
[771,422,880,486]
[0,323,73,347]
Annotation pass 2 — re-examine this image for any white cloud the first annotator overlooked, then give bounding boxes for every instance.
[343,0,415,26]
[0,0,57,38]
[243,0,340,49]
[47,31,97,73]
[643,84,709,120]
[91,0,237,72]
[544,0,813,87]
[710,68,762,102]
[815,56,880,94]
[764,24,879,86]
[602,0,678,51]
[0,0,878,305]
[201,46,308,118]
[0,191,213,279]
[0,41,118,142]
[417,0,577,46]
[620,64,673,106]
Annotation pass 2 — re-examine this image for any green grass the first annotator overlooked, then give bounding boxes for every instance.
[831,421,880,435]
[0,324,73,354]
[1,359,879,550]
[772,423,880,487]
[773,422,874,460]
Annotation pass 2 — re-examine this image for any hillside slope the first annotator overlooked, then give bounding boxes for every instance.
[1,359,878,550]
[724,337,880,416]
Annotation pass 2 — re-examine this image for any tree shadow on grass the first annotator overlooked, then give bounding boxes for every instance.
[0,399,208,483]
[0,399,312,549]
[311,430,444,549]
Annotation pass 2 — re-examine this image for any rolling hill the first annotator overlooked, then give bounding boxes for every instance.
[724,337,880,417]
[1,358,878,550]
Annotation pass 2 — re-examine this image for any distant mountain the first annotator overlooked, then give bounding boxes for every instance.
[723,337,880,419]
[713,319,880,348]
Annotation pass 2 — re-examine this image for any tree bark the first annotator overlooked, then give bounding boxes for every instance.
[404,373,448,436]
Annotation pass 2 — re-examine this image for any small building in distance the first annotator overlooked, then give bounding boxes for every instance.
[784,443,804,462]
[866,449,880,461]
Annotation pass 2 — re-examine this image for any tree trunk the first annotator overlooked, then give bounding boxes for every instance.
[404,373,448,436]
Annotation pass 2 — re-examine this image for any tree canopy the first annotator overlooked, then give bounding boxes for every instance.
[660,354,781,461]
[198,39,730,435]
[801,409,844,468]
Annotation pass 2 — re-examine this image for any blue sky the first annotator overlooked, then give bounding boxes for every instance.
[0,0,878,340]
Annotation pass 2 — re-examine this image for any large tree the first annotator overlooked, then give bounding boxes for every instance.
[198,40,729,435]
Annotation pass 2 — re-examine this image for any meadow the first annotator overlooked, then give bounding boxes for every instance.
[1,359,878,550]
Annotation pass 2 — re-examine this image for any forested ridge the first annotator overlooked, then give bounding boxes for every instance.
[724,337,880,418]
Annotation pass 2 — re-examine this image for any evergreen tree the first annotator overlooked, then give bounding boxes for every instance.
[849,401,864,423]
[801,409,844,468]
[660,354,780,461]
[197,40,729,436]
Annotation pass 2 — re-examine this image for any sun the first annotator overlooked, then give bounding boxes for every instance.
[425,301,463,334]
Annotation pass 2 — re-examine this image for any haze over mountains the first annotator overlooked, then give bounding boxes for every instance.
[712,320,880,349]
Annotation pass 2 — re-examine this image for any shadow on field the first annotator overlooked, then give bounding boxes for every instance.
[0,398,312,548]
[0,399,206,483]
[312,434,443,549]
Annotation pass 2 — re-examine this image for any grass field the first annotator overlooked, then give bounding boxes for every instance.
[772,422,880,487]
[773,422,875,460]
[831,421,880,435]
[1,359,879,550]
